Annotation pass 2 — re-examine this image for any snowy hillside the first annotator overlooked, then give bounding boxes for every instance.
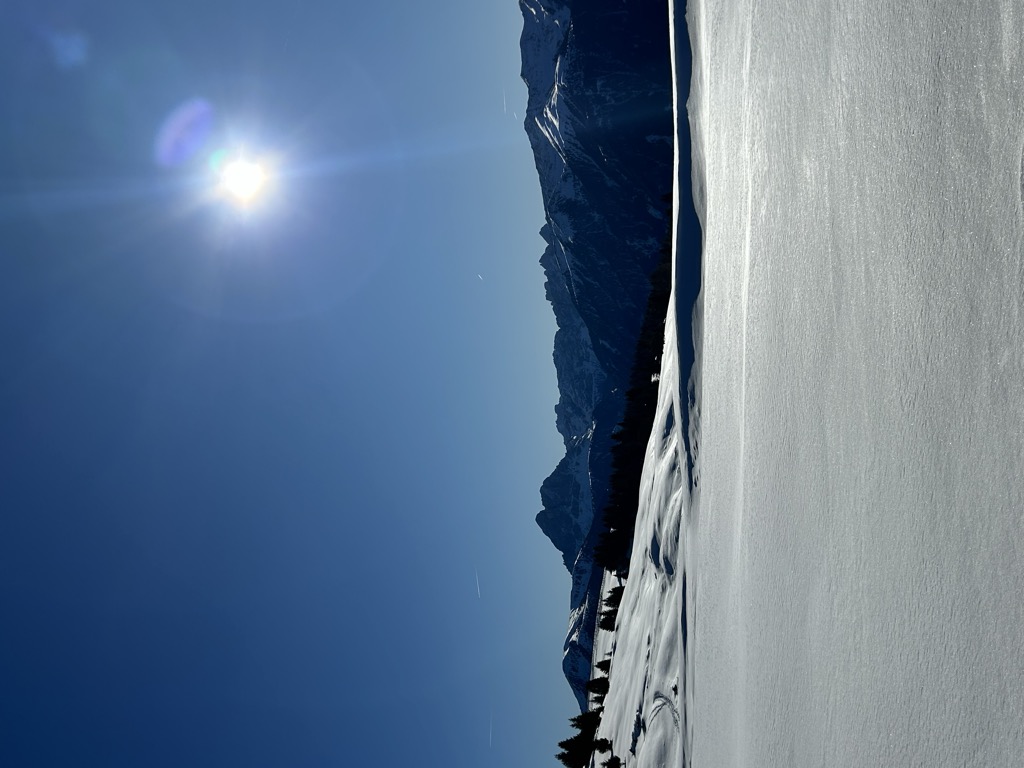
[592,1,1024,767]
[590,286,689,768]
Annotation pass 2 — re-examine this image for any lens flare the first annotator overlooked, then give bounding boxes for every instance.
[154,98,214,168]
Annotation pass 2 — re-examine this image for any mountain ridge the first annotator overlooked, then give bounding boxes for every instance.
[519,0,674,707]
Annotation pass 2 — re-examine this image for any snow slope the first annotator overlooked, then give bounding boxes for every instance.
[597,1,1024,767]
[687,0,1024,765]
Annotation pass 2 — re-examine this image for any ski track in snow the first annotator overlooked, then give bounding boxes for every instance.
[594,1,1024,767]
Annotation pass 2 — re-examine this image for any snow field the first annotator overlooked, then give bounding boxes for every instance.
[687,1,1024,766]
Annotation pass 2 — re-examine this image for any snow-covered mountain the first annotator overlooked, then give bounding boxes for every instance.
[519,0,674,707]
[528,0,1024,764]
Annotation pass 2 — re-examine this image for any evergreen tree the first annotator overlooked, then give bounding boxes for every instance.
[604,585,625,609]
[555,706,603,768]
[586,676,610,696]
[569,709,601,732]
[555,733,590,767]
[599,608,617,632]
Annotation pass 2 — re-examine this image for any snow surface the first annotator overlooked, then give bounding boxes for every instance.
[596,1,1024,766]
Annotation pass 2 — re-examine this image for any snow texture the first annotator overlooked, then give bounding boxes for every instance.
[687,0,1024,763]
[598,1,1024,767]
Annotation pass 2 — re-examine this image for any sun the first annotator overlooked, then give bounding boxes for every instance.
[219,157,267,204]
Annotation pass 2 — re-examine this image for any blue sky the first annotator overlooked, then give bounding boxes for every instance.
[0,1,578,765]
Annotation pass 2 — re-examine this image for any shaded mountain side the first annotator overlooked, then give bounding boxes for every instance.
[593,226,673,576]
[520,0,673,707]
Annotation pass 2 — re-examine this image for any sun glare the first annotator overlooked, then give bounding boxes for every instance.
[219,158,267,204]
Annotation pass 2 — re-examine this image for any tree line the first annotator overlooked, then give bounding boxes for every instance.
[593,198,674,576]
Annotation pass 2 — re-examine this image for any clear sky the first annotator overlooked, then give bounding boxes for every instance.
[0,1,579,765]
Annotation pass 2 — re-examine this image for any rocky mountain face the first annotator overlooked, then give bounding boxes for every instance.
[519,0,674,708]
